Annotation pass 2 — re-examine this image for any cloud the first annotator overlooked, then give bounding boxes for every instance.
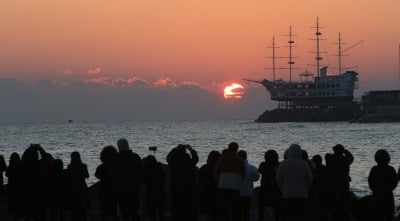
[153,77,176,88]
[87,67,101,75]
[63,68,73,75]
[0,77,272,122]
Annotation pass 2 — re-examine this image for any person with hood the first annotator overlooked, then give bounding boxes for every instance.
[368,149,398,221]
[276,144,313,221]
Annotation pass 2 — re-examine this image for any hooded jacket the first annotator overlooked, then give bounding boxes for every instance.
[276,144,313,199]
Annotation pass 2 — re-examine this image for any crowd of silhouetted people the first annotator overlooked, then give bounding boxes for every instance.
[0,140,400,221]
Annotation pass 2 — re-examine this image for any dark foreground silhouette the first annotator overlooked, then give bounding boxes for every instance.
[0,141,400,221]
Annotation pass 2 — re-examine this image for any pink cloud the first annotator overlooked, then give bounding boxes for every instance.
[87,67,101,75]
[153,77,177,88]
[63,68,73,75]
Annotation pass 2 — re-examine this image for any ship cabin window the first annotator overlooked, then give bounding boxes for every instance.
[322,92,325,96]
[332,91,335,96]
[305,92,309,96]
[336,84,339,88]
[327,85,330,88]
[297,85,302,89]
[304,84,309,88]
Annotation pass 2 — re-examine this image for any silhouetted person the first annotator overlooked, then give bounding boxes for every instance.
[6,152,22,221]
[67,151,89,221]
[95,145,118,221]
[0,155,6,195]
[309,154,329,221]
[199,150,221,221]
[20,144,47,220]
[39,152,56,220]
[167,144,199,221]
[215,142,245,221]
[329,144,353,221]
[353,194,386,221]
[49,159,68,221]
[367,149,398,221]
[258,150,281,221]
[276,144,313,221]
[112,138,143,221]
[237,150,260,221]
[143,155,166,221]
[301,150,314,172]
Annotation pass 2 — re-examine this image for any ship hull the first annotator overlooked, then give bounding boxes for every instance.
[256,102,361,123]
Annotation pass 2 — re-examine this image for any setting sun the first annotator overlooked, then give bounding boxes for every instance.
[224,83,244,99]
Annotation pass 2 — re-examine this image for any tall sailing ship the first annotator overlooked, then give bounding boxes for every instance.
[245,18,362,122]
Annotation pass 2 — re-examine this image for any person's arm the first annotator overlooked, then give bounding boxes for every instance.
[252,165,260,182]
[240,160,246,180]
[94,165,102,180]
[343,149,354,165]
[398,166,400,181]
[368,167,377,192]
[83,164,89,179]
[0,156,6,172]
[389,166,398,191]
[188,146,199,165]
[37,145,47,160]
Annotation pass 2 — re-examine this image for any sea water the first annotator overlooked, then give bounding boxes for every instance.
[0,120,399,202]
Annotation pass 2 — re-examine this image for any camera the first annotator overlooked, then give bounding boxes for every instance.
[149,146,157,151]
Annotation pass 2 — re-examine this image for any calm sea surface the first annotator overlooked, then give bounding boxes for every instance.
[1,120,399,201]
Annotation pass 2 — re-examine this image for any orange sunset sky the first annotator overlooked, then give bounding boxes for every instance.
[1,0,399,84]
[0,0,399,121]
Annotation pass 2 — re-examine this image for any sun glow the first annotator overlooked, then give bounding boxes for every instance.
[224,83,244,99]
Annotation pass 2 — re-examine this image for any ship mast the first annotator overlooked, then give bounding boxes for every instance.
[266,36,285,82]
[270,36,277,81]
[338,33,342,75]
[286,26,297,84]
[311,17,324,77]
[333,32,346,74]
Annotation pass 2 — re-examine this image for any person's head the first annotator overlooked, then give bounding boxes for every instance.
[312,154,323,166]
[100,145,118,163]
[374,149,390,165]
[333,144,345,154]
[9,152,20,166]
[71,151,82,165]
[301,150,309,161]
[237,150,247,160]
[264,149,279,165]
[207,150,221,165]
[325,153,333,165]
[286,144,302,160]
[144,155,157,168]
[54,159,63,171]
[117,138,129,152]
[228,142,239,154]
